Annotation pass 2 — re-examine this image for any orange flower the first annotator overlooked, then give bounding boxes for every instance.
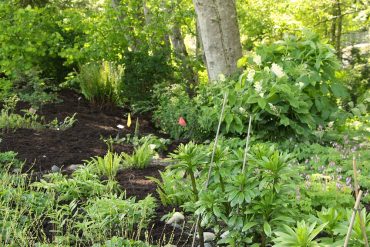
[178,117,186,127]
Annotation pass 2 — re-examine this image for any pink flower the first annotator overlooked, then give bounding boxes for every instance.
[178,117,186,127]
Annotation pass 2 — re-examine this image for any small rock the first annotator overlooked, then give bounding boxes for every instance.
[197,243,212,247]
[166,212,185,225]
[51,165,60,172]
[203,232,216,242]
[65,164,81,172]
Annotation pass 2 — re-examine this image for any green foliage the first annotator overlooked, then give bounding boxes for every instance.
[80,194,156,242]
[86,151,123,180]
[340,46,370,110]
[149,169,193,207]
[155,34,349,140]
[233,32,346,138]
[334,208,370,246]
[159,142,301,246]
[0,151,23,170]
[77,61,124,108]
[122,50,173,108]
[122,142,153,169]
[0,1,72,83]
[0,96,44,132]
[92,237,152,247]
[0,162,157,246]
[12,70,60,109]
[153,84,205,140]
[273,221,328,247]
[31,167,119,202]
[47,113,77,131]
[0,78,12,101]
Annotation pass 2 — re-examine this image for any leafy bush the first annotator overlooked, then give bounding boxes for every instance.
[0,1,73,84]
[154,33,349,140]
[77,61,124,108]
[211,32,347,138]
[153,84,205,140]
[122,49,173,109]
[159,142,302,246]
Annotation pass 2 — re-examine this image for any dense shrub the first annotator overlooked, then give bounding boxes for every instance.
[154,33,349,140]
[122,49,173,109]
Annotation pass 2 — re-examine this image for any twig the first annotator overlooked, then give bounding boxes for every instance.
[344,190,363,247]
[242,116,252,174]
[352,157,369,247]
[191,93,228,247]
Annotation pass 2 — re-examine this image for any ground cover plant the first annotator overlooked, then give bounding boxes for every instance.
[0,0,369,246]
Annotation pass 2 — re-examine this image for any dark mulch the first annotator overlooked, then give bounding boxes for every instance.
[0,90,193,246]
[0,90,158,172]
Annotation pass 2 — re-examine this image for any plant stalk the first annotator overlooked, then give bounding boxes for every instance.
[344,190,363,247]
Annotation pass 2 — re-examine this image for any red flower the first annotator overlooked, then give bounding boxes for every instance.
[178,117,187,127]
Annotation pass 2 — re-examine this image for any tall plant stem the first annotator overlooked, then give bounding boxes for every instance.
[191,93,228,247]
[352,157,369,247]
[344,190,363,247]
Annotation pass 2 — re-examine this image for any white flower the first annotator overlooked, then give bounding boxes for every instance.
[149,144,156,150]
[239,107,246,114]
[253,55,262,65]
[247,69,255,82]
[328,121,334,128]
[254,80,264,97]
[271,63,285,78]
[295,81,305,90]
[117,124,124,129]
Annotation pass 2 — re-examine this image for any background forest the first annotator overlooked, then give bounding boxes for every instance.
[0,0,369,246]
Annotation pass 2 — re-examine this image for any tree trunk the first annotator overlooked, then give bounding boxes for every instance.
[193,0,242,82]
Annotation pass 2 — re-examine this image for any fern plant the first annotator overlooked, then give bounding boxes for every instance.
[122,143,153,169]
[77,61,124,108]
[86,151,123,180]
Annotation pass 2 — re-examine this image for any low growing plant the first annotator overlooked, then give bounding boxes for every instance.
[79,194,156,243]
[122,142,153,169]
[86,151,123,180]
[273,221,328,247]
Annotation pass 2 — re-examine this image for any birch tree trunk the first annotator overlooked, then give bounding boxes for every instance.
[193,0,242,81]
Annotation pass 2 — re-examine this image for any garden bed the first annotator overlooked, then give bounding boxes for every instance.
[0,90,193,246]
